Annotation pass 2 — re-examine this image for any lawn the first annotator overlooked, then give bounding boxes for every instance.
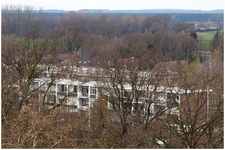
[198,34,214,40]
[198,40,213,50]
[197,30,223,50]
[197,30,224,40]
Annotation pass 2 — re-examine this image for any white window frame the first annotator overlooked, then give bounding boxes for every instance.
[57,84,67,92]
[90,87,96,95]
[82,86,88,96]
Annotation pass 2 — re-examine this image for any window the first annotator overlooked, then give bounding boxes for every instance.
[124,90,129,97]
[73,86,77,93]
[167,93,177,108]
[167,93,176,100]
[80,99,88,106]
[43,73,48,78]
[57,84,67,92]
[82,68,87,73]
[90,87,96,95]
[157,92,165,98]
[167,100,177,108]
[69,85,77,93]
[82,86,88,96]
[82,100,86,106]
[124,102,132,108]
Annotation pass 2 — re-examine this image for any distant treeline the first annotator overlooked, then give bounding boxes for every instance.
[42,9,224,22]
[15,13,225,22]
[2,11,224,22]
[2,4,224,59]
[42,9,224,14]
[100,13,224,22]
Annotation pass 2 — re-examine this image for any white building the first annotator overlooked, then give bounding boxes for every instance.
[30,77,185,115]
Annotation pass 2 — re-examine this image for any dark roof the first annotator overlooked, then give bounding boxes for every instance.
[77,57,95,67]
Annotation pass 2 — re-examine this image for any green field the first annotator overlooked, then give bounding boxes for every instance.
[197,30,223,50]
[198,34,214,40]
[197,30,224,40]
[198,40,212,50]
[198,33,214,40]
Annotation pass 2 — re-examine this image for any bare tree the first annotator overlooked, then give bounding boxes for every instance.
[171,21,194,33]
[148,59,223,148]
[1,35,65,148]
[58,25,89,53]
[92,38,171,147]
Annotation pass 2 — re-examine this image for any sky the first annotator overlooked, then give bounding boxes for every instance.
[1,0,225,11]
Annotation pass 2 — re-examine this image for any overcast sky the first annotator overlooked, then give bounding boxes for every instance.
[1,0,224,11]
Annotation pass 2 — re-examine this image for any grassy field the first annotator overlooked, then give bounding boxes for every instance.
[198,33,214,40]
[198,32,214,40]
[197,30,223,50]
[197,30,224,40]
[198,40,212,50]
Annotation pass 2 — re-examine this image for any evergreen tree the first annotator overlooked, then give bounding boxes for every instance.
[193,31,198,39]
[190,31,198,39]
[212,31,221,50]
